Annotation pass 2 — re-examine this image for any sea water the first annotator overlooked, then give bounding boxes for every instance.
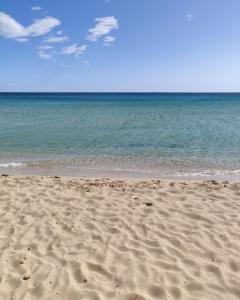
[1,92,240,179]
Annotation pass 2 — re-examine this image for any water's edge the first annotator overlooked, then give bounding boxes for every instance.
[1,92,240,180]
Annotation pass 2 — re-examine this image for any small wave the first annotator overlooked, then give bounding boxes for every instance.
[174,169,240,178]
[0,163,24,168]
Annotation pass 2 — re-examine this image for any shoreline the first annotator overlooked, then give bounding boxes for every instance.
[1,166,240,181]
[0,173,234,182]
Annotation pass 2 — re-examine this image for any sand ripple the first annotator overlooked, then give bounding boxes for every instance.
[0,176,240,299]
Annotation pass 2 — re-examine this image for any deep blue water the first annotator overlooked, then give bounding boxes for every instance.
[1,92,240,178]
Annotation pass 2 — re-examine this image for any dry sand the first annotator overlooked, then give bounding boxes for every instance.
[0,175,240,300]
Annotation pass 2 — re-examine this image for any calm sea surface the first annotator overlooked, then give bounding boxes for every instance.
[1,93,240,179]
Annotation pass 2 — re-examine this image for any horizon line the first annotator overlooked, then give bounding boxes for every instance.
[2,91,240,94]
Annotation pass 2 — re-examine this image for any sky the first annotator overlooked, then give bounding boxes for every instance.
[1,0,240,92]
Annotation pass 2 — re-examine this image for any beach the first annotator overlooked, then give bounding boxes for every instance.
[0,175,240,299]
[2,0,240,298]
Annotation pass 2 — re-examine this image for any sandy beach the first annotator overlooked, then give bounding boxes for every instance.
[0,175,240,300]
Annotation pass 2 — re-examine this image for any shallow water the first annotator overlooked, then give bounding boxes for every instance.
[1,92,240,179]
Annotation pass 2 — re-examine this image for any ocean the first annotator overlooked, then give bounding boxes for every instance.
[1,92,240,179]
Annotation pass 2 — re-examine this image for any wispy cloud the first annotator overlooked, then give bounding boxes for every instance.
[103,35,115,46]
[82,59,90,66]
[187,14,193,21]
[38,45,53,50]
[15,37,29,43]
[0,11,60,41]
[1,10,118,63]
[31,6,42,11]
[87,16,118,41]
[44,36,69,43]
[37,50,52,59]
[26,18,61,36]
[62,44,87,57]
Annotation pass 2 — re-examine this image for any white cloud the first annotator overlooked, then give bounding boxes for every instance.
[44,36,69,43]
[0,11,25,38]
[87,16,118,41]
[31,6,42,11]
[187,14,193,21]
[37,50,52,59]
[38,45,53,50]
[0,11,60,41]
[62,44,87,57]
[57,30,63,35]
[26,17,61,36]
[15,37,28,42]
[103,35,115,46]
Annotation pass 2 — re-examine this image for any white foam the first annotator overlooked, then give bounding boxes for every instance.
[174,169,240,178]
[0,163,24,168]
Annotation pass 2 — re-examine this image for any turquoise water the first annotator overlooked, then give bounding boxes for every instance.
[1,93,240,178]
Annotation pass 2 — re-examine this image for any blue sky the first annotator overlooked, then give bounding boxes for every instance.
[1,0,240,92]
